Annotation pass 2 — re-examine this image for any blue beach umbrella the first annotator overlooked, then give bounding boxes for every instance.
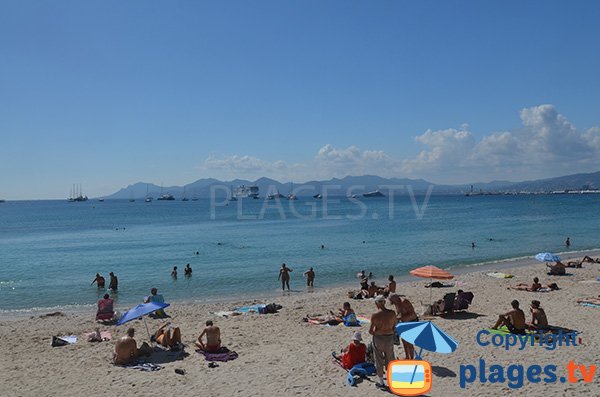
[395,321,458,386]
[395,321,458,358]
[535,252,560,263]
[117,302,170,341]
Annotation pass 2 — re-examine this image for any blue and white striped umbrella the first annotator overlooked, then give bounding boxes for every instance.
[395,321,458,356]
[535,252,560,263]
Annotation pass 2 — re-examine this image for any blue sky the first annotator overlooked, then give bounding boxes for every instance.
[2,1,600,199]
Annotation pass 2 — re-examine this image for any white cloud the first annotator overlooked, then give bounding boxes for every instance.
[400,104,600,182]
[197,105,600,183]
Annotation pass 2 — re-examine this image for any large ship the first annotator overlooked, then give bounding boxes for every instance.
[362,190,384,198]
[233,185,259,199]
[68,184,88,202]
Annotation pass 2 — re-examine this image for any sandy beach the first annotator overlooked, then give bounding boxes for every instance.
[2,255,599,397]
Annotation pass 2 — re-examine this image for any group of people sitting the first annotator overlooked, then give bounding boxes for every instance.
[112,320,222,365]
[349,272,397,299]
[491,299,549,334]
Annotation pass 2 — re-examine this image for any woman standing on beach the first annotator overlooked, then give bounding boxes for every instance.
[278,263,293,291]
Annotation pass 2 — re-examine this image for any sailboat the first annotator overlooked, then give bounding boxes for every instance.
[68,184,88,202]
[181,186,189,201]
[129,190,135,202]
[145,184,153,202]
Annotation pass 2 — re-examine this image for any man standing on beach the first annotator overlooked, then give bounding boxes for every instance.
[369,295,397,389]
[389,294,417,360]
[108,272,118,291]
[195,320,221,352]
[303,267,315,287]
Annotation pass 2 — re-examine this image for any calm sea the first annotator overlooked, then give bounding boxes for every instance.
[1,194,598,312]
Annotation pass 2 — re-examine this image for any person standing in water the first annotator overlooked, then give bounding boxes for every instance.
[108,272,118,291]
[171,266,178,279]
[303,267,315,287]
[184,264,192,277]
[278,263,293,291]
[565,237,571,247]
[91,273,105,289]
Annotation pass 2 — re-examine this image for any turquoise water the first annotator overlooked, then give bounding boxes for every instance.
[1,194,598,312]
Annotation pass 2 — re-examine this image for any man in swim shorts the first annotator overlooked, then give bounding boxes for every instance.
[491,300,526,334]
[389,294,417,359]
[369,295,397,389]
[303,267,315,287]
[196,320,221,353]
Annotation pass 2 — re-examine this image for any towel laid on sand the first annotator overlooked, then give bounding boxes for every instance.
[487,272,514,279]
[580,302,600,308]
[51,335,77,347]
[119,361,162,371]
[197,348,239,362]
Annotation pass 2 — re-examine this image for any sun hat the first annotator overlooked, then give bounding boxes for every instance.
[352,332,363,342]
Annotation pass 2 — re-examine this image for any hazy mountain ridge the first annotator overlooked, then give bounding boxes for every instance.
[104,171,600,199]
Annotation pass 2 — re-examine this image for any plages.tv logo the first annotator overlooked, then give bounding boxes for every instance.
[387,359,433,396]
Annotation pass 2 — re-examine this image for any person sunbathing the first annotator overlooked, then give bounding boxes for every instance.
[527,300,549,331]
[153,322,182,350]
[577,295,600,305]
[306,313,345,326]
[195,320,221,353]
[491,300,526,335]
[512,277,542,291]
[332,332,367,369]
[113,328,138,365]
[547,262,566,275]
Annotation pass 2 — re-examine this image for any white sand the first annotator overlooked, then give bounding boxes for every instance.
[1,257,599,396]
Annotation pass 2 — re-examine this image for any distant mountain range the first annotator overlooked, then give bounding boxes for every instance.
[104,171,600,199]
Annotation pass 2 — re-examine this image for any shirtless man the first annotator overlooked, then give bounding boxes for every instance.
[491,300,526,334]
[91,273,105,289]
[278,263,293,291]
[108,272,118,291]
[528,300,549,331]
[367,281,381,298]
[369,295,397,389]
[384,275,396,295]
[512,277,542,292]
[304,267,315,287]
[113,328,138,365]
[196,320,221,352]
[389,294,417,359]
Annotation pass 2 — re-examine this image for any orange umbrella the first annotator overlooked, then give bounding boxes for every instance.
[410,265,454,305]
[410,266,454,280]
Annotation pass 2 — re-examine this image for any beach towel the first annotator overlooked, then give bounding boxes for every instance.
[580,302,600,308]
[120,361,162,371]
[308,315,370,327]
[51,335,77,347]
[197,348,239,362]
[487,272,514,279]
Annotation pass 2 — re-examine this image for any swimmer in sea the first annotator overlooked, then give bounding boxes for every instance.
[91,273,105,289]
[171,266,178,279]
[108,272,118,291]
